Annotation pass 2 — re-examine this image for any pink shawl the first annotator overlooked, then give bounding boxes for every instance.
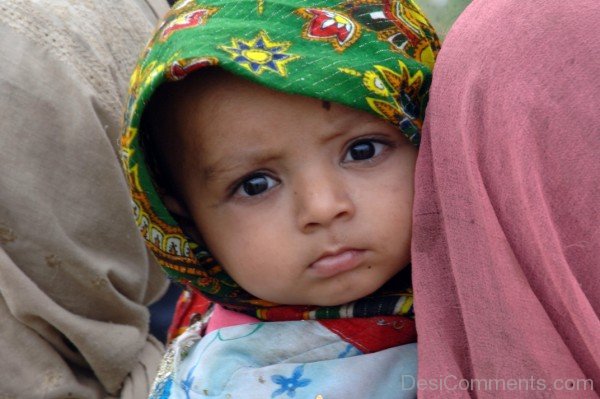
[412,0,600,397]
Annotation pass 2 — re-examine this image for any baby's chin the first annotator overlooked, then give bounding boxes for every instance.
[254,292,363,307]
[280,285,383,307]
[308,293,376,307]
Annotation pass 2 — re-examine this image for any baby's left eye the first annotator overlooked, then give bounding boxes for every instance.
[343,139,387,162]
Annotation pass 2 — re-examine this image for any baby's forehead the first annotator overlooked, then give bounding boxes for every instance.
[173,72,389,143]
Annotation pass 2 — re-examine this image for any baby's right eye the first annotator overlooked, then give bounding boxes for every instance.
[235,174,278,197]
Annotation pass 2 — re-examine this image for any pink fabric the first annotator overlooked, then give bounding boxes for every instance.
[205,304,259,334]
[412,0,600,397]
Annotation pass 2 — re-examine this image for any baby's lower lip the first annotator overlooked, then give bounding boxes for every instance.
[308,249,365,278]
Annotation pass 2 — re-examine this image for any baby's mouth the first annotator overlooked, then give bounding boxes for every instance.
[308,248,366,278]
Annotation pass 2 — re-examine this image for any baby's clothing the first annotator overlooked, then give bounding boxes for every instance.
[151,305,418,399]
[205,303,261,335]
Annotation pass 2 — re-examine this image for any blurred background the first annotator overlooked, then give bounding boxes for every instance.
[418,0,472,39]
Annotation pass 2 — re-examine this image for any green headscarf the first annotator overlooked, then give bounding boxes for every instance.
[121,0,439,320]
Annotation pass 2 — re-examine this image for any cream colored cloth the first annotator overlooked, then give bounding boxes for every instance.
[0,0,169,398]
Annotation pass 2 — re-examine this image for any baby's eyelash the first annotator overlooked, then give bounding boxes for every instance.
[342,137,394,163]
[229,171,279,199]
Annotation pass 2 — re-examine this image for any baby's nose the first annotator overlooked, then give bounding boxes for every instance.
[294,169,355,233]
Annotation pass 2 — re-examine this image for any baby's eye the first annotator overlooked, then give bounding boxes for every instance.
[343,139,387,162]
[235,174,278,197]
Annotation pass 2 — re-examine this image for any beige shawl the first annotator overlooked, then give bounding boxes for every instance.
[0,0,170,398]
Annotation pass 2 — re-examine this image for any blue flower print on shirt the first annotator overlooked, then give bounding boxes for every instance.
[271,365,312,398]
[181,364,197,399]
[338,344,355,359]
[149,376,173,399]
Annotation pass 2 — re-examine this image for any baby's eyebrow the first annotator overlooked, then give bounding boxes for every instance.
[201,162,237,183]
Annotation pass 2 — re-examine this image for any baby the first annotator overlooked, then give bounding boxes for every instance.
[121,0,439,398]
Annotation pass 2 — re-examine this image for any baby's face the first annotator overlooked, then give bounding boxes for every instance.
[166,73,417,306]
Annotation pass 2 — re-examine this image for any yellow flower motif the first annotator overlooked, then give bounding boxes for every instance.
[363,60,425,143]
[364,61,424,120]
[393,0,431,36]
[219,31,299,77]
[363,70,389,97]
